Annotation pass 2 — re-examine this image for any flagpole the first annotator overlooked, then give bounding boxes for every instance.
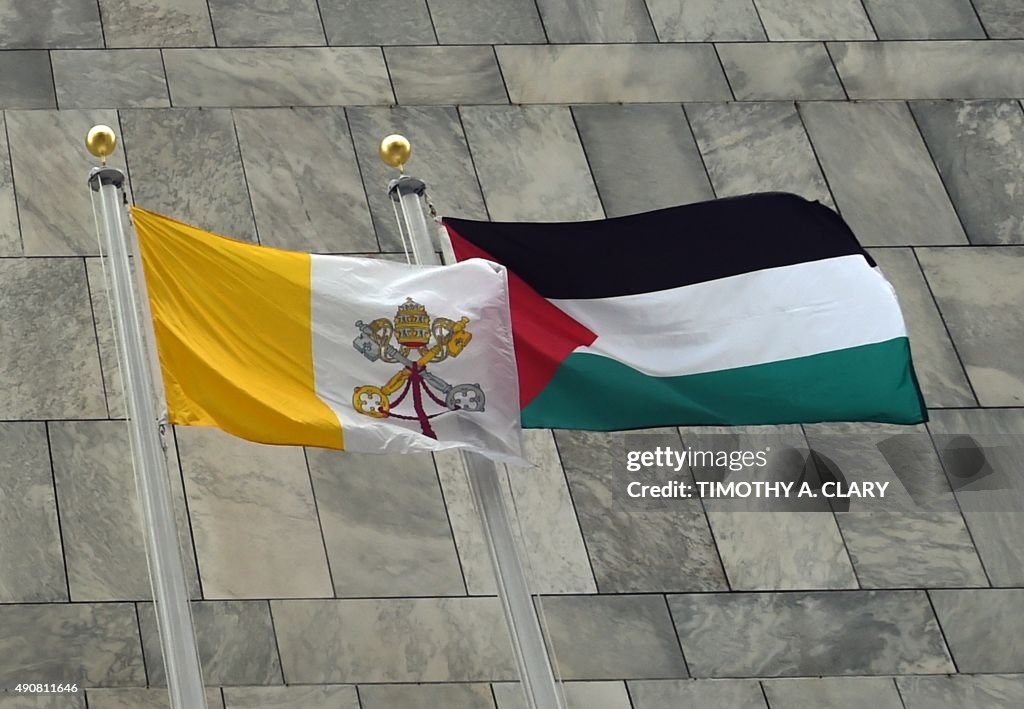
[85,126,208,709]
[380,136,568,709]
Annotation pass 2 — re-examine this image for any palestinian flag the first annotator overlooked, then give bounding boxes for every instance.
[443,193,927,430]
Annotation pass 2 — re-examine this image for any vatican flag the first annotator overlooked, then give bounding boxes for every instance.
[131,207,523,462]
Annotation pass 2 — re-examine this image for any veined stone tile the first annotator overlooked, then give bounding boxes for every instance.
[7,109,127,255]
[555,429,727,593]
[306,449,464,597]
[753,0,875,39]
[163,48,394,107]
[0,603,145,687]
[928,408,1024,585]
[223,685,357,709]
[272,598,517,682]
[497,45,731,104]
[433,449,496,595]
[428,0,546,44]
[86,688,224,708]
[862,0,985,38]
[974,0,1024,38]
[897,674,1024,709]
[629,679,767,708]
[208,0,326,46]
[535,0,656,42]
[0,423,67,603]
[233,107,376,252]
[386,47,508,105]
[688,102,832,206]
[917,248,1024,405]
[799,101,967,246]
[646,0,766,41]
[0,695,85,708]
[319,0,436,45]
[717,43,845,100]
[99,0,214,47]
[49,421,201,601]
[831,41,1024,99]
[139,601,282,685]
[84,258,125,417]
[0,0,102,48]
[669,591,953,676]
[120,108,256,243]
[867,249,975,406]
[762,677,904,708]
[176,427,333,598]
[0,113,19,255]
[911,100,1024,245]
[930,589,1024,672]
[0,52,56,109]
[0,259,106,419]
[360,684,494,709]
[572,104,714,217]
[493,681,631,709]
[460,105,603,221]
[347,106,488,252]
[51,50,169,109]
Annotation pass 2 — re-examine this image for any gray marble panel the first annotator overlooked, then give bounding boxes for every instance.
[646,0,765,41]
[535,0,656,42]
[799,101,967,246]
[347,106,488,252]
[931,589,1024,672]
[176,427,333,599]
[139,601,282,685]
[51,50,169,109]
[84,258,125,417]
[433,449,496,595]
[223,686,358,708]
[0,603,144,687]
[208,0,326,46]
[494,681,631,709]
[898,674,1024,709]
[163,48,394,107]
[7,109,127,255]
[803,422,986,587]
[762,677,904,709]
[973,0,1024,38]
[0,423,67,603]
[929,409,1024,585]
[867,248,975,407]
[540,595,687,680]
[360,684,494,709]
[669,591,954,676]
[460,105,603,221]
[98,0,215,47]
[497,45,731,104]
[572,104,714,218]
[917,248,1024,405]
[628,679,767,708]
[306,449,464,597]
[319,0,436,45]
[272,598,517,682]
[428,0,546,44]
[717,43,845,100]
[0,696,85,709]
[831,41,1024,99]
[232,107,376,252]
[912,100,1024,245]
[86,688,224,709]
[0,52,56,109]
[386,47,508,105]
[753,0,875,39]
[120,108,257,243]
[0,0,102,48]
[862,0,985,38]
[49,421,201,601]
[0,258,106,419]
[0,113,18,255]
[688,102,832,205]
[555,429,727,592]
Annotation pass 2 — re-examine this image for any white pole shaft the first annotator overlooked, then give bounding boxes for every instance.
[89,169,208,709]
[390,178,568,709]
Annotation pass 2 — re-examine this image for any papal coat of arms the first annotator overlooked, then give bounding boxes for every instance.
[352,298,486,438]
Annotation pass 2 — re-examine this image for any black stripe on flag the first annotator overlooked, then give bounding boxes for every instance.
[444,193,875,299]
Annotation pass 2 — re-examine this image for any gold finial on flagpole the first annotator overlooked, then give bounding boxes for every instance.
[86,125,118,166]
[379,134,411,173]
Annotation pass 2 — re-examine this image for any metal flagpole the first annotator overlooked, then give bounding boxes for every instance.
[380,136,569,709]
[85,126,208,709]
